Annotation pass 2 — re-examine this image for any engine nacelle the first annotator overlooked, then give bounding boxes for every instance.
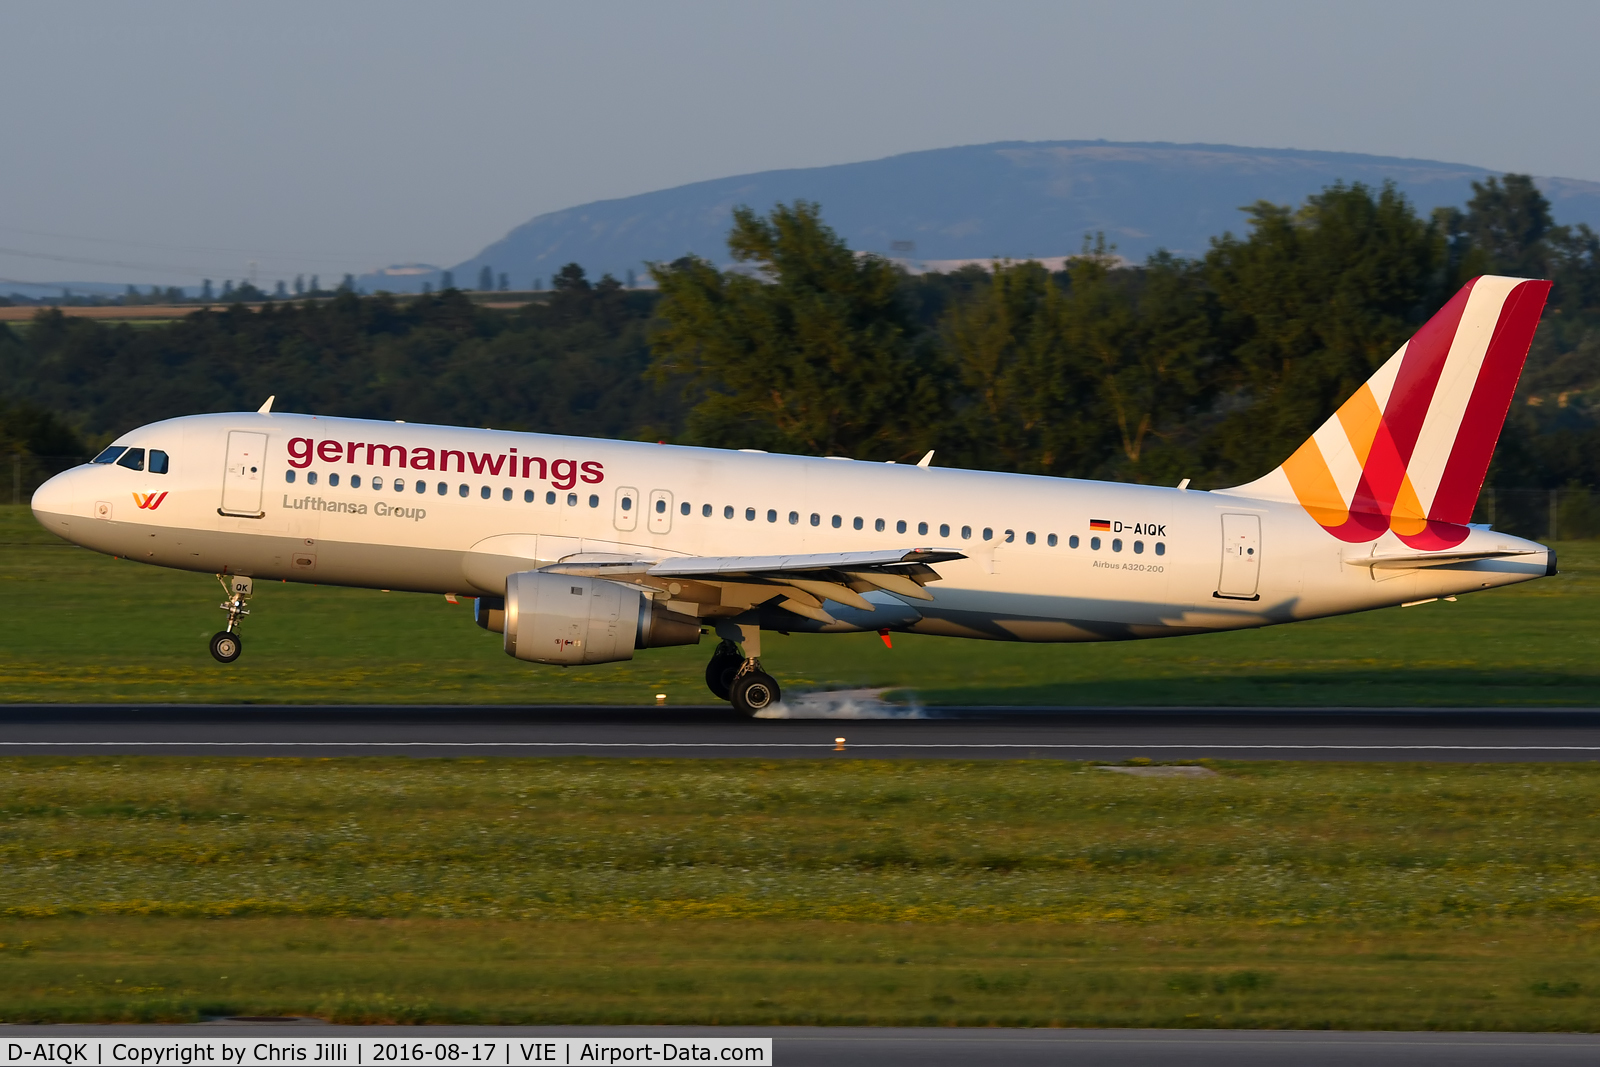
[503,570,701,665]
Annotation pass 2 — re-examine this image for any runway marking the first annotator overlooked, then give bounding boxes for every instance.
[1,741,1599,752]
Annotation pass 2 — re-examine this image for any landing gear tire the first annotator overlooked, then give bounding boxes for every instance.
[730,671,781,716]
[209,631,242,664]
[705,641,742,700]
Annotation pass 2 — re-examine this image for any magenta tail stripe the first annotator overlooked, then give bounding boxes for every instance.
[1428,280,1551,525]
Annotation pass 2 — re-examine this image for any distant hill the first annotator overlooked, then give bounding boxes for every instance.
[356,141,1600,293]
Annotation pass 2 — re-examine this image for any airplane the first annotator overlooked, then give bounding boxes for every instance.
[31,275,1556,714]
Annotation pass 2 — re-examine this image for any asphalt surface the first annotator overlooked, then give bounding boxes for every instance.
[0,703,1598,760]
[2,1025,1598,1065]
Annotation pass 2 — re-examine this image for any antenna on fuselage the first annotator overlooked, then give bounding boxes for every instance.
[257,396,275,414]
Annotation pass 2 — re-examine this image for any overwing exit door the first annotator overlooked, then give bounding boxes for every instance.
[648,489,674,534]
[219,431,269,517]
[1216,513,1261,599]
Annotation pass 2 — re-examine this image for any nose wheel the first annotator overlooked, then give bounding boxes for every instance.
[212,574,253,664]
[209,631,243,663]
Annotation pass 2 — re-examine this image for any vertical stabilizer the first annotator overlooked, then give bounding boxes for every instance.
[1221,275,1551,549]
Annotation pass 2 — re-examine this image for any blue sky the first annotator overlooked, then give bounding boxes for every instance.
[4,0,1597,287]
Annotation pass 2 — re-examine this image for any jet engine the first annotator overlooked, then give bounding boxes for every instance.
[502,570,701,665]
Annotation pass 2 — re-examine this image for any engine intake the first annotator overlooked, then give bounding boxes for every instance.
[503,570,700,665]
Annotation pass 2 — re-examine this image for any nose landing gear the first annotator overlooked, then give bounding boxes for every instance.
[210,574,253,664]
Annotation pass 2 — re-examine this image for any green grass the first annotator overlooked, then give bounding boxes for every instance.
[3,505,1597,704]
[0,757,1597,1027]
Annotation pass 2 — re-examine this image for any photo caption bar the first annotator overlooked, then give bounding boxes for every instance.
[0,1039,772,1067]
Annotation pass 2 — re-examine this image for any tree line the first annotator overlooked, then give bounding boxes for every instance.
[2,178,1597,505]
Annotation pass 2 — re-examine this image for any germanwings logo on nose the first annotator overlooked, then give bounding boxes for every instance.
[132,492,168,510]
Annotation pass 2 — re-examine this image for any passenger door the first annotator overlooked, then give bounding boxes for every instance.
[1216,513,1261,599]
[219,431,269,517]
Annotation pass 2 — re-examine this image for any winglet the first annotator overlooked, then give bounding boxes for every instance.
[916,450,934,469]
[257,395,275,414]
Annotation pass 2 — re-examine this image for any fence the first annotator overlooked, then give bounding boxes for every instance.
[1475,487,1600,541]
[8,454,88,505]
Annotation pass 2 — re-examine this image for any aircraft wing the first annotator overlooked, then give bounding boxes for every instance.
[542,547,966,621]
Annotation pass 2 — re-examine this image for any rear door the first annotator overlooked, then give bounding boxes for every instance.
[219,431,269,517]
[1216,513,1261,599]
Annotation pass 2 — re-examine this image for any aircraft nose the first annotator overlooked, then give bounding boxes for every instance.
[30,466,84,523]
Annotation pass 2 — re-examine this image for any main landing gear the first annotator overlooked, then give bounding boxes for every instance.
[210,574,253,664]
[704,631,782,716]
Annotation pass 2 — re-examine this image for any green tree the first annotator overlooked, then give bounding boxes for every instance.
[1202,181,1446,481]
[649,201,943,459]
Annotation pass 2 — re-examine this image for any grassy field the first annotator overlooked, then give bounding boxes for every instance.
[0,757,1597,1027]
[2,505,1596,705]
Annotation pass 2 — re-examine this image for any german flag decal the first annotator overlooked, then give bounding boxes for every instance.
[1089,519,1111,531]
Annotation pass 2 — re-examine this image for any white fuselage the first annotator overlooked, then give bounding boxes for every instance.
[31,412,1553,643]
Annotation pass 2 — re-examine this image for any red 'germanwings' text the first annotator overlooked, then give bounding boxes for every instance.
[286,437,603,490]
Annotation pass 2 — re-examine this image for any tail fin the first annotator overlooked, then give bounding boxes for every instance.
[1223,275,1552,549]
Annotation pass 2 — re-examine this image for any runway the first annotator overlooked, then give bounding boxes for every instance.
[1,703,1598,760]
[1,1024,1598,1066]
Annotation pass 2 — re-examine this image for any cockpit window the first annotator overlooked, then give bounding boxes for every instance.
[115,448,146,471]
[148,450,169,475]
[92,446,127,465]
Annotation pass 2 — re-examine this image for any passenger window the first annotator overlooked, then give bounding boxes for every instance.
[1134,540,1144,554]
[524,489,534,502]
[351,475,362,489]
[853,517,864,530]
[875,518,885,532]
[725,505,734,519]
[1004,529,1014,543]
[285,469,296,484]
[547,491,557,504]
[1091,536,1101,550]
[502,487,512,501]
[745,507,755,521]
[116,448,146,471]
[590,495,600,508]
[621,496,633,511]
[566,492,577,505]
[656,499,667,514]
[1112,538,1123,552]
[92,446,127,465]
[1155,542,1166,556]
[810,513,820,526]
[789,511,799,525]
[680,501,690,515]
[1047,533,1057,547]
[961,525,971,540]
[983,527,993,541]
[939,523,949,537]
[1025,531,1035,545]
[148,450,169,474]
[459,484,469,497]
[1069,535,1079,549]
[437,482,447,495]
[308,471,319,485]
[330,473,341,487]
[479,485,489,499]
[896,520,907,534]
[417,481,427,494]
[832,515,842,528]
[702,503,712,517]
[766,509,777,522]
[917,522,928,535]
